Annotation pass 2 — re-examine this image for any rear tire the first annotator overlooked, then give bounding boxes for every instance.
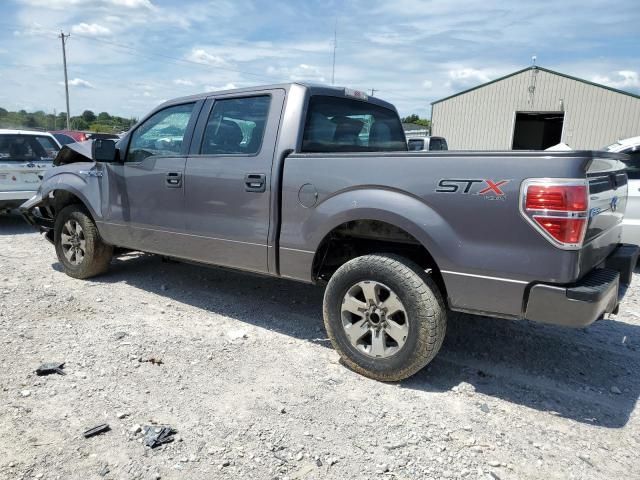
[323,254,446,382]
[54,205,113,279]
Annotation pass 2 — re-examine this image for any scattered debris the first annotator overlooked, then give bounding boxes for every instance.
[480,403,491,414]
[35,362,65,376]
[143,425,176,448]
[83,424,111,438]
[610,386,622,395]
[99,465,110,477]
[139,357,164,366]
[20,390,31,397]
[114,332,127,340]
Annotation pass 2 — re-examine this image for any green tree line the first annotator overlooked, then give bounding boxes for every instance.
[0,108,137,133]
[401,114,430,128]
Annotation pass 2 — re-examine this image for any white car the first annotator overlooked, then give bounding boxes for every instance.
[406,135,448,151]
[0,129,61,214]
[605,136,640,245]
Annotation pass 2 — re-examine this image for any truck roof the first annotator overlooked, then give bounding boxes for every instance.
[158,82,398,113]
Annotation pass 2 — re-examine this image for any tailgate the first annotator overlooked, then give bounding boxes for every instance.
[579,153,628,273]
[0,160,52,192]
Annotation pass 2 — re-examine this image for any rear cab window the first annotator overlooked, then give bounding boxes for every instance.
[407,139,424,151]
[302,95,407,153]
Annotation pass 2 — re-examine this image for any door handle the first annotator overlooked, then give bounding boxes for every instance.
[245,173,266,192]
[165,172,182,188]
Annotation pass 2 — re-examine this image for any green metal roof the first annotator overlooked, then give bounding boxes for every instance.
[430,66,640,105]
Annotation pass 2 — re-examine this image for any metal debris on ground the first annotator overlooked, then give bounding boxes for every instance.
[83,424,111,438]
[139,357,164,366]
[143,425,176,448]
[35,362,65,376]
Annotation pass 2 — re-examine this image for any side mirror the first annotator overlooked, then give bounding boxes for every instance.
[92,139,118,163]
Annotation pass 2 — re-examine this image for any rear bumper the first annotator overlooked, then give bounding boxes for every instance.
[524,244,639,327]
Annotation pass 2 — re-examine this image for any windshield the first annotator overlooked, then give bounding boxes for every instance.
[0,134,60,161]
[302,95,407,153]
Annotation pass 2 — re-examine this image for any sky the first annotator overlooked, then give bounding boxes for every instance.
[0,0,638,119]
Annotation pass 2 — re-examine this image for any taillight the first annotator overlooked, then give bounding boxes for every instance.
[521,180,589,249]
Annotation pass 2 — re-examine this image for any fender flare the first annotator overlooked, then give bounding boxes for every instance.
[40,171,102,221]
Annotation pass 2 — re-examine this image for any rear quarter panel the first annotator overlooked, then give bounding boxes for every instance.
[280,151,617,317]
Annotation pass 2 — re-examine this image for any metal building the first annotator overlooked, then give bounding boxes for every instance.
[430,66,640,150]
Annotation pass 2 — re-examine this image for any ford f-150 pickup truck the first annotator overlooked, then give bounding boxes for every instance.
[22,83,639,381]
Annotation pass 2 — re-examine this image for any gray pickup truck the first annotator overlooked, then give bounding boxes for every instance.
[22,83,638,381]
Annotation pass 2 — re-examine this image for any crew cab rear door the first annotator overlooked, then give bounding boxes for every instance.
[183,89,285,273]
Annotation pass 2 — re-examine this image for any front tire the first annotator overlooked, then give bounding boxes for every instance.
[323,254,446,381]
[54,205,113,279]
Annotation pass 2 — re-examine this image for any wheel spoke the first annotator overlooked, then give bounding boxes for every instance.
[381,294,404,316]
[344,318,369,344]
[369,329,386,357]
[384,319,408,345]
[75,222,83,236]
[64,246,74,262]
[360,282,379,305]
[342,294,367,316]
[79,239,86,250]
[60,233,72,247]
[75,248,84,263]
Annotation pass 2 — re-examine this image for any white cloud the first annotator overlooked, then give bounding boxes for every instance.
[267,64,326,83]
[204,83,237,91]
[20,0,153,9]
[422,80,433,89]
[63,78,94,89]
[187,49,227,67]
[71,23,111,36]
[174,78,195,86]
[592,71,640,91]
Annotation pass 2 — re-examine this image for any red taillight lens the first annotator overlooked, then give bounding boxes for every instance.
[522,181,589,248]
[533,217,587,245]
[526,185,587,211]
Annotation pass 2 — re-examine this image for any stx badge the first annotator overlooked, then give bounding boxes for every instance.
[435,179,510,199]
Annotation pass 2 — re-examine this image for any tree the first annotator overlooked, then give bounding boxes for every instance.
[81,110,96,123]
[97,111,111,122]
[0,107,7,117]
[401,114,430,128]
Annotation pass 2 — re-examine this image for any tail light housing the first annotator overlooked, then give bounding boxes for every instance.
[520,179,589,249]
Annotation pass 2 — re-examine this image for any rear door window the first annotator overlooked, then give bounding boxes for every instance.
[200,96,271,155]
[0,135,60,161]
[302,95,407,152]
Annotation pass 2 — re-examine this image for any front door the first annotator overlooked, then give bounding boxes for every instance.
[102,101,201,255]
[183,90,285,273]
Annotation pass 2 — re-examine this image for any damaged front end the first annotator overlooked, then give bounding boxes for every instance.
[20,141,98,244]
[21,191,57,243]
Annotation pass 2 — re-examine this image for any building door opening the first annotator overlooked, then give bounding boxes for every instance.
[512,112,564,150]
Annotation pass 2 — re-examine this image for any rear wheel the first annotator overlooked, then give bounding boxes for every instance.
[323,254,446,381]
[54,205,113,279]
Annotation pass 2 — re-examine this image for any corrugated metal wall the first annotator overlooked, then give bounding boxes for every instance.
[431,68,640,150]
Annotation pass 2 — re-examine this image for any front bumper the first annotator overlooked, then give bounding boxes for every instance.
[524,244,639,327]
[20,193,55,242]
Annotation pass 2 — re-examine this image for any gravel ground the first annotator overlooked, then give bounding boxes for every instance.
[1,212,639,480]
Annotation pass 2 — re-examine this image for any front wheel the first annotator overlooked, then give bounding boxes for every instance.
[323,254,446,381]
[54,205,113,279]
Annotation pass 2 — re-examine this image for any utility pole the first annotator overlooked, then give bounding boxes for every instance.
[331,19,337,85]
[59,31,71,130]
[53,108,56,130]
[370,88,377,97]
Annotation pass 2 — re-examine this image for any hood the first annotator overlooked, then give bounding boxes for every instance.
[53,140,95,166]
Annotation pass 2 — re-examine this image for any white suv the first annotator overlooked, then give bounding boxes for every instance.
[605,136,640,245]
[0,129,61,214]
